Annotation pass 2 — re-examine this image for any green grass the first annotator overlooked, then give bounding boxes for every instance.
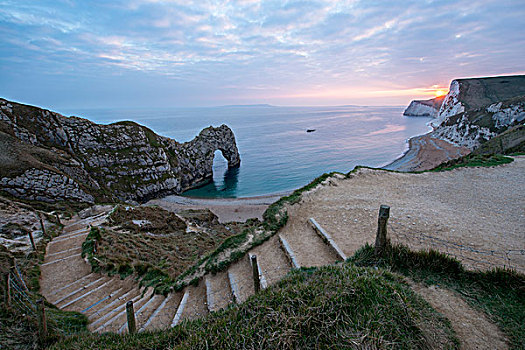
[82,207,249,294]
[1,218,89,349]
[50,263,457,350]
[350,244,525,349]
[139,151,517,294]
[431,153,513,172]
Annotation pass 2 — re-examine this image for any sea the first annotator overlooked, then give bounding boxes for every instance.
[61,105,432,198]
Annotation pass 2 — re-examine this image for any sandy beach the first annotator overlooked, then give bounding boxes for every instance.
[384,133,471,172]
[146,192,289,223]
[149,131,470,222]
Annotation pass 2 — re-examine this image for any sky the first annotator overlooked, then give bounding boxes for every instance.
[0,0,524,109]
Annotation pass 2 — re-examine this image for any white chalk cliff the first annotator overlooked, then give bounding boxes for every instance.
[403,96,444,118]
[429,75,525,149]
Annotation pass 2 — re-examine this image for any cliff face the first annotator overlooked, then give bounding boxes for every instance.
[0,98,240,204]
[430,75,525,149]
[432,96,525,149]
[434,75,525,126]
[403,96,444,117]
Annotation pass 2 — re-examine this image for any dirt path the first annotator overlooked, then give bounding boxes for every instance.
[283,156,524,273]
[410,282,508,349]
[148,192,287,223]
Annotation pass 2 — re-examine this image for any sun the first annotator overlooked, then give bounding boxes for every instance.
[434,89,448,97]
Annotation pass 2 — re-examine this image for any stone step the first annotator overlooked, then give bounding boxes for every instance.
[178,282,208,323]
[308,218,347,261]
[62,277,124,311]
[205,271,233,313]
[140,293,179,331]
[61,278,118,311]
[45,247,82,260]
[53,275,108,306]
[93,287,154,333]
[63,212,108,232]
[41,253,82,267]
[119,293,165,334]
[80,277,138,319]
[56,227,92,240]
[46,233,90,255]
[43,273,95,302]
[88,286,143,327]
[279,218,338,267]
[82,278,137,319]
[226,256,255,304]
[49,231,90,245]
[249,234,292,286]
[171,290,189,327]
[278,234,300,269]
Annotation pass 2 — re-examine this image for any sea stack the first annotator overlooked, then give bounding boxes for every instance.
[403,95,445,117]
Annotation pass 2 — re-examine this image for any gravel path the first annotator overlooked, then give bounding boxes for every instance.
[410,282,508,349]
[284,156,525,272]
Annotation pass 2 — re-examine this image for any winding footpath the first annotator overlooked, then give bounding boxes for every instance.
[40,157,524,348]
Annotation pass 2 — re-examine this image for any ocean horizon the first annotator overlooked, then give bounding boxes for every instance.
[61,105,432,198]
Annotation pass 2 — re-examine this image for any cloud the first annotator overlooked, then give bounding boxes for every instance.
[1,0,524,107]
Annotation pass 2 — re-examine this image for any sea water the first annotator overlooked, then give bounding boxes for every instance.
[61,105,432,198]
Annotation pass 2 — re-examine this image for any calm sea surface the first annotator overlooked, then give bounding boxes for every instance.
[61,105,432,198]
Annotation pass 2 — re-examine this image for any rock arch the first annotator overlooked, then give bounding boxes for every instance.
[177,124,241,191]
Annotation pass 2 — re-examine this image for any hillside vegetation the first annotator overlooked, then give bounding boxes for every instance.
[82,206,252,291]
[51,260,458,350]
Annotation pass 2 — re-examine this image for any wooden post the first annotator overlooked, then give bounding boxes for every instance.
[4,273,11,306]
[126,300,137,334]
[54,213,61,225]
[37,299,47,342]
[39,214,47,237]
[374,205,390,256]
[251,255,260,293]
[28,230,36,251]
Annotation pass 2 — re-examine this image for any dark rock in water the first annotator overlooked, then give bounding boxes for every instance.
[0,98,241,204]
[306,129,316,133]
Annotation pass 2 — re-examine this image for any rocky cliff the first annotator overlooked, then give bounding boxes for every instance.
[434,75,525,127]
[403,96,444,117]
[430,75,525,149]
[0,98,240,204]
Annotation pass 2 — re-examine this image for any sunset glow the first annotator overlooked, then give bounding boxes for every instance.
[1,1,524,108]
[434,89,449,97]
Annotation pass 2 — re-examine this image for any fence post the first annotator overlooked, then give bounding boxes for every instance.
[37,299,47,342]
[126,300,137,334]
[4,272,10,306]
[28,230,36,251]
[39,214,47,237]
[374,205,390,256]
[54,212,61,225]
[251,255,260,293]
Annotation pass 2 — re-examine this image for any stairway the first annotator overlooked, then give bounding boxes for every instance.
[40,207,349,334]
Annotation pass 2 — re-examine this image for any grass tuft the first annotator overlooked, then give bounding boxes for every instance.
[50,263,457,350]
[350,244,525,349]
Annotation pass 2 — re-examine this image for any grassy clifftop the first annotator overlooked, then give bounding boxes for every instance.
[51,261,458,349]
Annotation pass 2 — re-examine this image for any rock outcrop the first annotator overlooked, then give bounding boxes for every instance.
[403,96,444,117]
[0,98,240,203]
[402,75,525,151]
[392,75,525,171]
[430,75,525,149]
[0,196,53,253]
[433,75,525,127]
